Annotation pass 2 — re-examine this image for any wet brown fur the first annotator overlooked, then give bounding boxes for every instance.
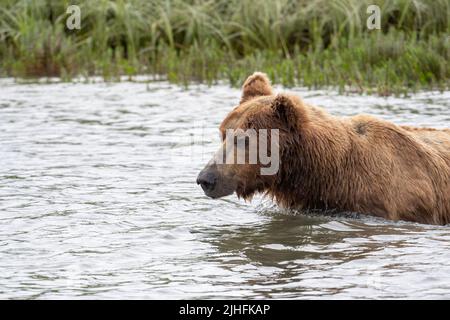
[218,73,450,225]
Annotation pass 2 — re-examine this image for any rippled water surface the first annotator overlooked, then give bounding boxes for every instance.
[1,79,450,299]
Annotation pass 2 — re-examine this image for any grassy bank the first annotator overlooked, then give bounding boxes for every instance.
[0,0,449,94]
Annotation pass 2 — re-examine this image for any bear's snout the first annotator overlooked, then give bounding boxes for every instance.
[197,170,217,193]
[197,164,236,199]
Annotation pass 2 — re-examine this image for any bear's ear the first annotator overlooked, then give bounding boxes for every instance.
[240,72,273,104]
[271,93,306,130]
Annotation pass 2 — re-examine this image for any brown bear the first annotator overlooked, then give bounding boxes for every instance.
[197,72,450,225]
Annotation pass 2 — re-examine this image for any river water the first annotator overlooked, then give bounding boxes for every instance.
[0,78,449,299]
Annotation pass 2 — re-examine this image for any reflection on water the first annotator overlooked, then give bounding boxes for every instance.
[206,212,450,298]
[0,79,449,299]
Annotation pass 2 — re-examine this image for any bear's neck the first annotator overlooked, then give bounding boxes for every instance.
[273,110,353,211]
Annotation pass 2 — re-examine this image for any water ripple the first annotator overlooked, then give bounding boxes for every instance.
[0,80,449,299]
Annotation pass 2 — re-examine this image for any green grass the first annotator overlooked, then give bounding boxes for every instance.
[0,0,449,95]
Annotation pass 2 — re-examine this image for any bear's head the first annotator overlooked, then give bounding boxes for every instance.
[197,72,309,202]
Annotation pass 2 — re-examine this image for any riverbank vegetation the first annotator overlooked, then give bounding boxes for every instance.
[0,0,448,94]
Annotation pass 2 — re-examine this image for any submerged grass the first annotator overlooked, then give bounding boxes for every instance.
[0,0,449,94]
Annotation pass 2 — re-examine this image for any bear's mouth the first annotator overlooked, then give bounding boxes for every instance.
[204,186,235,199]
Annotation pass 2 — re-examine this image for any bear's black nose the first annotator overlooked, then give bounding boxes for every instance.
[196,171,217,192]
